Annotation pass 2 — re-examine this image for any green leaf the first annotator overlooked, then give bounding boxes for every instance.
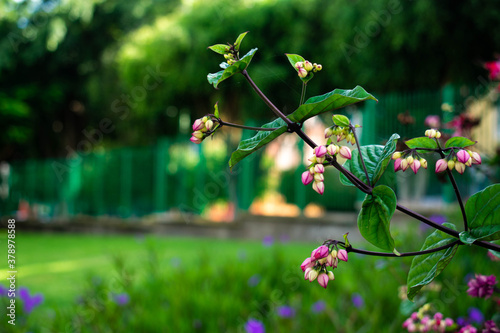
[405,137,437,150]
[228,118,287,170]
[339,136,399,186]
[488,240,500,259]
[208,44,230,55]
[213,102,219,118]
[445,136,476,149]
[357,185,397,252]
[460,184,500,244]
[207,48,258,88]
[288,86,378,123]
[284,53,313,84]
[332,114,350,127]
[219,62,229,69]
[407,223,459,301]
[233,31,248,52]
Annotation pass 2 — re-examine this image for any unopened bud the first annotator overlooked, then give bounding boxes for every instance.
[205,119,214,131]
[420,158,427,169]
[406,156,414,165]
[298,67,308,78]
[314,173,324,182]
[327,271,335,281]
[325,127,334,138]
[327,144,338,156]
[308,269,318,282]
[392,152,402,160]
[469,151,482,165]
[435,159,447,173]
[447,159,455,170]
[192,131,204,139]
[315,145,327,158]
[294,61,303,69]
[455,161,466,174]
[312,181,325,195]
[339,146,351,160]
[303,60,313,72]
[314,164,325,174]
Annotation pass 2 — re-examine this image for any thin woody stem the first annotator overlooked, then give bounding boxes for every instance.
[350,124,371,187]
[435,139,469,232]
[340,240,461,257]
[299,82,307,106]
[218,120,277,131]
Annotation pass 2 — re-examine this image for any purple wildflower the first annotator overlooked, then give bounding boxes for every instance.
[262,236,274,247]
[468,307,484,325]
[113,292,130,306]
[311,300,326,314]
[0,284,8,297]
[245,319,265,333]
[276,305,295,318]
[19,287,43,314]
[351,293,364,309]
[247,274,261,287]
[483,320,500,333]
[467,274,497,299]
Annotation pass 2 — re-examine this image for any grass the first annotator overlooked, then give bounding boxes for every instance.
[0,228,498,332]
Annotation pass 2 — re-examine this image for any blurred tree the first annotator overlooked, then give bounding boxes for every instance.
[1,0,499,159]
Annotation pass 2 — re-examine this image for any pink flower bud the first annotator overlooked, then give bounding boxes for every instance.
[192,119,204,131]
[457,150,470,164]
[294,61,303,69]
[314,173,324,182]
[327,271,335,281]
[303,60,313,72]
[312,181,324,195]
[470,151,482,165]
[401,158,409,171]
[314,164,325,174]
[304,267,313,280]
[307,269,318,282]
[190,136,202,144]
[455,161,466,174]
[327,144,338,156]
[205,119,214,131]
[301,171,314,185]
[316,157,325,164]
[301,257,314,272]
[317,273,329,288]
[339,146,351,160]
[326,253,335,266]
[435,159,448,173]
[298,67,308,78]
[338,249,348,262]
[315,145,327,158]
[311,245,329,260]
[394,158,402,172]
[444,318,454,326]
[420,158,427,169]
[192,131,204,139]
[410,159,421,174]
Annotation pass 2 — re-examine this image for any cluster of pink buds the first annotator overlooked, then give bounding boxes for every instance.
[467,274,497,299]
[392,152,427,174]
[425,129,442,139]
[402,304,454,332]
[295,60,322,78]
[190,116,216,144]
[302,145,352,195]
[325,125,356,145]
[302,146,327,195]
[301,244,348,289]
[435,149,481,175]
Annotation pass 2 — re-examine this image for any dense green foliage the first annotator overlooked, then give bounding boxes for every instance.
[2,0,500,159]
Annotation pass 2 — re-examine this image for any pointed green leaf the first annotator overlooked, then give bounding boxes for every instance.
[213,102,219,118]
[284,53,314,83]
[234,31,249,51]
[339,135,399,186]
[445,136,476,149]
[407,223,459,301]
[488,241,500,259]
[332,114,350,127]
[460,184,500,244]
[405,137,437,150]
[208,44,230,55]
[357,185,397,252]
[207,48,258,88]
[228,118,287,169]
[287,86,378,123]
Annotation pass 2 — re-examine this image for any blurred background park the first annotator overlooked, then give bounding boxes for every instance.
[0,0,500,332]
